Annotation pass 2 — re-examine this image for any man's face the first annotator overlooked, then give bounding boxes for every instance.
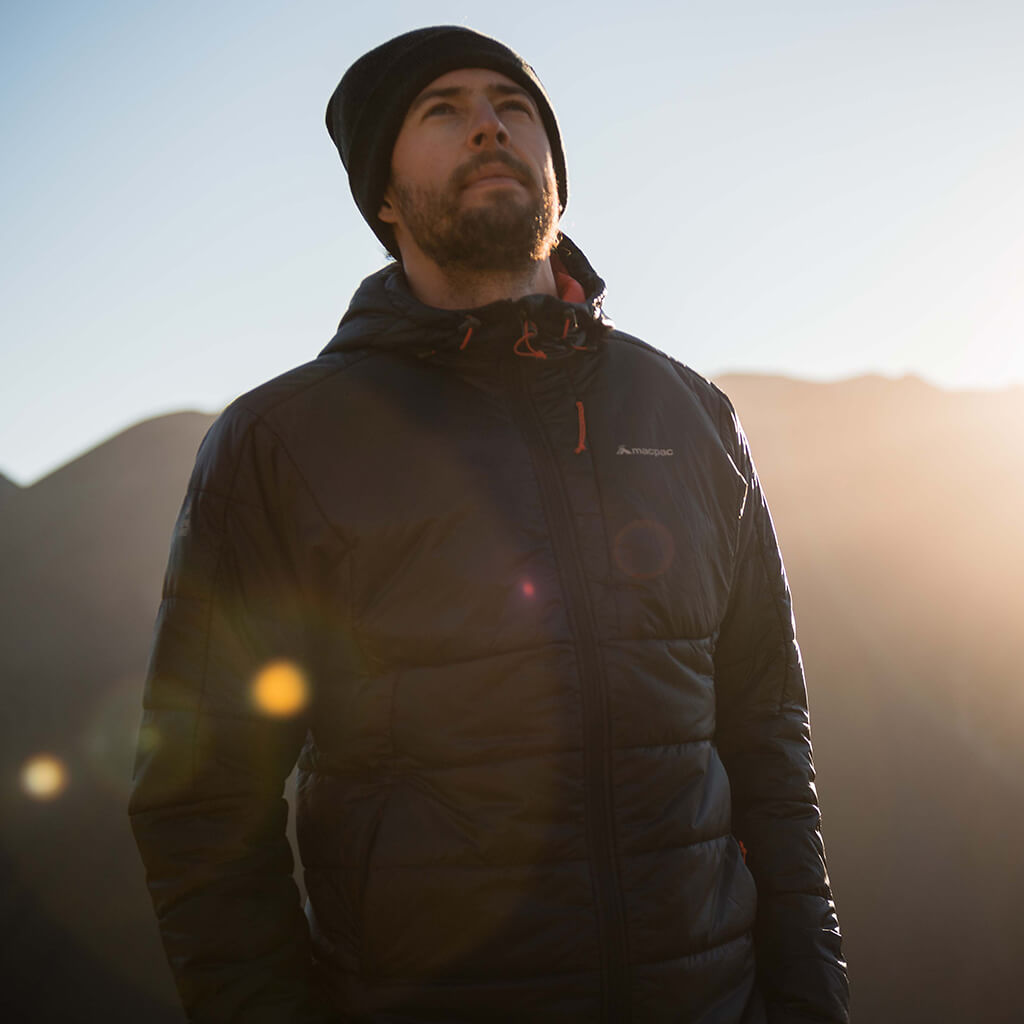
[378,68,560,272]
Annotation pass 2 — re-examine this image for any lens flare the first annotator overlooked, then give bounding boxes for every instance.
[136,721,161,754]
[251,660,309,717]
[613,519,675,580]
[521,579,536,598]
[20,754,68,800]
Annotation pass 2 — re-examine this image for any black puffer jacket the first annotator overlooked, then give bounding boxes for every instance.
[130,237,848,1023]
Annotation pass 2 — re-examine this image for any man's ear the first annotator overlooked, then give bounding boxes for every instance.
[378,190,398,226]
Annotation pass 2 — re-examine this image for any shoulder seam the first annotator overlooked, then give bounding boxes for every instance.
[230,349,377,421]
[608,330,723,400]
[606,331,738,450]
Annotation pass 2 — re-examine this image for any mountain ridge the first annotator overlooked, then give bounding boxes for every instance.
[5,369,1022,492]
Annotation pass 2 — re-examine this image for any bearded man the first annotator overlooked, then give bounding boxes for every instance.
[130,26,849,1024]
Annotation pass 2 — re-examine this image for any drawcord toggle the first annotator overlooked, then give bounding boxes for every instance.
[564,310,592,352]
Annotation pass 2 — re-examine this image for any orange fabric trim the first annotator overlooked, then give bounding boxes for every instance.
[551,253,585,304]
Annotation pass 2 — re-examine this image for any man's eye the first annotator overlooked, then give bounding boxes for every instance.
[499,100,532,115]
[424,102,456,118]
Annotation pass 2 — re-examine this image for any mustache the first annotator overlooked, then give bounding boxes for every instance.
[452,152,532,189]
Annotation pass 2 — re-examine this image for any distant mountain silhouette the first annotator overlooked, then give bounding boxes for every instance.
[0,411,214,1022]
[0,472,18,507]
[718,373,1024,1024]
[1,380,1022,1022]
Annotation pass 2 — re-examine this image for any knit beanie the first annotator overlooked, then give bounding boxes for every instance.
[326,26,568,257]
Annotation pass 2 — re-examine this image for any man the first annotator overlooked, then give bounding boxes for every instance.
[130,26,849,1024]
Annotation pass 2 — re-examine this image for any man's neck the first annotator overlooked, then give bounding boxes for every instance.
[399,252,558,310]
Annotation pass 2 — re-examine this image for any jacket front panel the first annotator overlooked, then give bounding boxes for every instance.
[129,239,848,1024]
[265,322,758,1014]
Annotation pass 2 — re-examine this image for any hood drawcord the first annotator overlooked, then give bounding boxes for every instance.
[563,310,592,352]
[574,400,587,454]
[513,319,546,359]
[458,315,481,351]
[562,310,583,346]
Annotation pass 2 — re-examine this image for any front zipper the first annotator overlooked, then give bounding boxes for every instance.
[508,359,630,1023]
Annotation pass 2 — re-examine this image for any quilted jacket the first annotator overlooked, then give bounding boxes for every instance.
[129,236,848,1023]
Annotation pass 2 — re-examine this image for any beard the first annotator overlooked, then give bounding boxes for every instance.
[389,152,560,273]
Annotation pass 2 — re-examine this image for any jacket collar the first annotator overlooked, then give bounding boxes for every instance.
[321,234,613,363]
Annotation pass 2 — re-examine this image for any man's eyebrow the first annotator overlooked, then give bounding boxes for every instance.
[409,85,464,114]
[409,82,537,115]
[489,83,534,103]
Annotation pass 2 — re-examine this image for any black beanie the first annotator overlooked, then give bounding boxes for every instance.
[326,26,568,258]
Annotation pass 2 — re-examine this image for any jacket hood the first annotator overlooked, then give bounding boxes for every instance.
[321,234,613,362]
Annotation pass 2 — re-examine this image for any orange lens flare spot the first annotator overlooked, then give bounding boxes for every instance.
[521,580,536,598]
[20,754,68,800]
[251,660,309,717]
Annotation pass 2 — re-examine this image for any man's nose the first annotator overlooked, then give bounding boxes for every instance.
[468,99,509,148]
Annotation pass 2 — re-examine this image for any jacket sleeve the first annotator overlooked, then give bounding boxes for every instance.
[128,405,335,1023]
[711,394,850,1024]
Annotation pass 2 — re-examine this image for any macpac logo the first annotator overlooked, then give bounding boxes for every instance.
[616,445,674,457]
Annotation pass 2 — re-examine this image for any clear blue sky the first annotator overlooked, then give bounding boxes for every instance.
[2,0,1022,484]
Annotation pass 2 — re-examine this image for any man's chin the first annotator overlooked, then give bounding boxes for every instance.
[398,184,558,270]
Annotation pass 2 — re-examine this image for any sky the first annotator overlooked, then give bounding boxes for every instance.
[2,0,1022,485]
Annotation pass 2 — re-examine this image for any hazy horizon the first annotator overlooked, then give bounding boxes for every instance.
[3,368,1020,489]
